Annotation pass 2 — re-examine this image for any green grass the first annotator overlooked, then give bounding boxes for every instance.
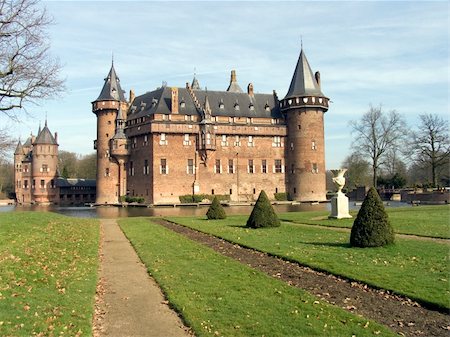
[279,205,450,238]
[0,212,99,337]
[120,217,396,337]
[168,215,450,310]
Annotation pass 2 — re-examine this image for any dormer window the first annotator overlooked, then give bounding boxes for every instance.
[180,97,186,108]
[130,105,137,113]
[152,98,158,107]
[234,101,240,111]
[219,99,224,109]
[264,102,270,112]
[140,102,146,111]
[249,103,254,111]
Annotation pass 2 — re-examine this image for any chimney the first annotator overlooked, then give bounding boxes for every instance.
[171,87,179,114]
[54,132,58,143]
[315,71,321,88]
[129,89,135,103]
[230,70,237,83]
[247,83,254,97]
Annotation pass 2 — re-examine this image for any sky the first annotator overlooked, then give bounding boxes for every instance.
[2,0,448,169]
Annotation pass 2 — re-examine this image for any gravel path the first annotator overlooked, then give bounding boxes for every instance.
[93,219,193,337]
[155,218,450,337]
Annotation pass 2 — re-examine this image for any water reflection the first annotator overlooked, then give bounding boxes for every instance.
[0,201,410,219]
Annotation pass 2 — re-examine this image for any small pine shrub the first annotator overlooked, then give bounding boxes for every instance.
[206,197,226,220]
[350,187,395,247]
[246,190,280,228]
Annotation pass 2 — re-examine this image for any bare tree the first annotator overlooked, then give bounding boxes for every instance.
[410,113,449,187]
[0,0,64,118]
[341,152,371,190]
[0,126,14,160]
[350,105,406,187]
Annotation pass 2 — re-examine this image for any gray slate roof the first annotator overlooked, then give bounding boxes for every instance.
[34,124,57,145]
[95,64,126,102]
[14,140,24,155]
[56,178,96,188]
[23,136,33,147]
[284,49,324,99]
[128,86,281,121]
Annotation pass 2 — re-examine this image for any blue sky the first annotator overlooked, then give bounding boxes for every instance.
[3,0,448,169]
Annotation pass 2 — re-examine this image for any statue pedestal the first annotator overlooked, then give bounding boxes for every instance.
[329,192,352,219]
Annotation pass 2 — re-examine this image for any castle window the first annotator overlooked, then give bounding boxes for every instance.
[248,136,254,147]
[187,159,194,175]
[159,133,168,145]
[183,134,191,146]
[180,100,186,108]
[249,103,254,111]
[105,168,110,177]
[143,134,148,146]
[298,124,301,130]
[248,159,254,174]
[234,136,241,147]
[253,188,256,194]
[41,164,48,173]
[234,101,240,111]
[272,136,282,147]
[160,159,168,174]
[312,163,319,174]
[108,120,112,125]
[312,140,317,150]
[214,159,221,174]
[228,159,234,174]
[294,187,297,194]
[265,102,270,111]
[274,159,283,173]
[261,159,267,173]
[129,161,134,176]
[23,165,29,173]
[290,142,294,151]
[219,100,224,109]
[221,135,228,147]
[143,160,149,175]
[24,180,28,189]
[228,117,233,123]
[291,164,295,174]
[40,179,45,189]
[32,179,35,189]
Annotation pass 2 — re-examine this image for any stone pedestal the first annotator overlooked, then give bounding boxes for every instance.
[329,192,352,219]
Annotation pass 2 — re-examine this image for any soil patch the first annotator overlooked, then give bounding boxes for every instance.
[154,218,449,337]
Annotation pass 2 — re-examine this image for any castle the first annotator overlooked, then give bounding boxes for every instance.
[93,47,329,205]
[14,122,96,205]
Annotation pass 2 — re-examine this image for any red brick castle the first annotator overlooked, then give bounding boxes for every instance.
[93,47,329,204]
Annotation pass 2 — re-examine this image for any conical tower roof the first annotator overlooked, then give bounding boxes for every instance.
[95,63,126,102]
[34,121,57,145]
[191,76,200,90]
[284,49,324,99]
[14,140,24,155]
[112,107,127,140]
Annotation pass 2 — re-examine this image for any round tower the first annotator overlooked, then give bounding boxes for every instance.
[92,62,127,204]
[31,121,59,204]
[281,48,329,202]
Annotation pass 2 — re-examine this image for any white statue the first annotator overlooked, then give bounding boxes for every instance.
[331,169,347,193]
[329,168,352,219]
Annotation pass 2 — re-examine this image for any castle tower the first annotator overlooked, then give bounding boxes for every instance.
[92,62,128,204]
[281,48,329,202]
[14,140,25,203]
[110,107,129,199]
[31,120,59,204]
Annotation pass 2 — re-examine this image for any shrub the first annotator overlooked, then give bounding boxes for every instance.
[246,190,281,228]
[350,187,395,247]
[206,197,226,220]
[124,196,145,203]
[179,194,231,203]
[274,192,288,201]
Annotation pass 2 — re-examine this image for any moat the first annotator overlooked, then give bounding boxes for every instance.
[1,201,410,218]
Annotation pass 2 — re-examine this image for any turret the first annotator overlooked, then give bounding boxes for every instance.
[281,47,329,202]
[31,120,59,204]
[14,140,24,202]
[92,62,128,204]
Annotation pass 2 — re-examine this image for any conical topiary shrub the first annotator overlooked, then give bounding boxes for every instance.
[246,190,281,228]
[350,187,395,247]
[206,196,226,220]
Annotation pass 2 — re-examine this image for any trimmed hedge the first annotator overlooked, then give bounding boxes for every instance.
[350,187,395,247]
[246,190,281,228]
[179,194,230,203]
[274,192,288,201]
[206,197,227,219]
[120,196,145,203]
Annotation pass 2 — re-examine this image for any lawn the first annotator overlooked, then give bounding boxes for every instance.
[279,205,450,238]
[168,215,449,310]
[0,212,99,337]
[120,217,396,337]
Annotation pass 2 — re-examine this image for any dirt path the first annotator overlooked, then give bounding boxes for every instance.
[93,219,192,337]
[155,218,450,337]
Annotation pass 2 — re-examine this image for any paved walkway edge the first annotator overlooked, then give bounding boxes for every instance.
[93,219,192,337]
